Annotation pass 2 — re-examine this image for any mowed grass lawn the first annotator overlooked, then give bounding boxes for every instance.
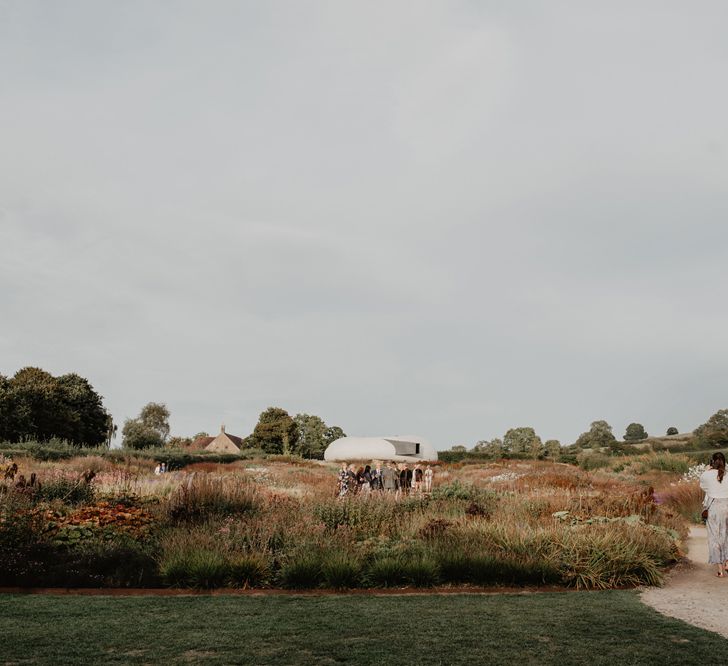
[1,591,725,665]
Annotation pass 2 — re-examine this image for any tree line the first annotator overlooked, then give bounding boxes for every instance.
[4,366,728,458]
[121,403,345,459]
[0,367,111,446]
[451,412,728,459]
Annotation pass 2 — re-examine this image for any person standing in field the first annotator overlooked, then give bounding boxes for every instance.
[347,464,358,495]
[699,452,728,576]
[399,464,412,496]
[412,464,423,493]
[382,462,397,493]
[371,462,383,491]
[424,465,434,492]
[337,462,349,497]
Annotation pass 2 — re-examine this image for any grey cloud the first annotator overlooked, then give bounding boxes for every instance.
[1,1,727,447]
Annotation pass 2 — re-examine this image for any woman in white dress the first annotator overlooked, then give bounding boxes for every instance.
[699,452,728,577]
[424,465,434,493]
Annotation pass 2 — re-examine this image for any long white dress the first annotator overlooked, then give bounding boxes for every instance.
[699,468,728,564]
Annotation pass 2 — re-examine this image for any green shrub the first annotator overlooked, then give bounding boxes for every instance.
[431,481,480,501]
[437,552,559,586]
[364,555,439,588]
[228,553,270,588]
[557,525,668,589]
[314,498,417,536]
[59,538,160,587]
[36,477,95,505]
[577,452,612,471]
[278,551,323,589]
[635,453,690,475]
[160,548,230,588]
[320,551,362,589]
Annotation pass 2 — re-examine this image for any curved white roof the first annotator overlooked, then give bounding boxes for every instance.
[323,435,438,462]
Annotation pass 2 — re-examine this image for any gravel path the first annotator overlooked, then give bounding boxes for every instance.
[641,526,728,638]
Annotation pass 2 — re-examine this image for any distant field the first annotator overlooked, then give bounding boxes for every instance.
[0,591,726,665]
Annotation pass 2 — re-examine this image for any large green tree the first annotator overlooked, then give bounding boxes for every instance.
[694,409,728,448]
[503,427,542,458]
[292,415,346,458]
[543,439,562,459]
[251,407,299,454]
[122,402,170,449]
[473,438,505,458]
[575,420,617,449]
[624,423,648,442]
[0,367,108,445]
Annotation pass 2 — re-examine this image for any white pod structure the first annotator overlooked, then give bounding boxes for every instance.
[323,435,438,462]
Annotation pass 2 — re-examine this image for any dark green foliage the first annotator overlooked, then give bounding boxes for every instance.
[0,442,254,467]
[278,551,323,588]
[503,427,543,458]
[575,420,617,449]
[320,551,362,589]
[228,554,270,588]
[292,413,346,459]
[122,402,170,449]
[577,451,612,470]
[666,426,679,435]
[0,367,109,446]
[250,407,299,454]
[364,555,439,587]
[437,552,560,586]
[55,538,160,587]
[161,549,231,589]
[34,476,95,505]
[693,409,728,448]
[624,423,648,441]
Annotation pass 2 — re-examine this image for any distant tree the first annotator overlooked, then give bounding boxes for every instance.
[503,427,542,458]
[666,427,679,436]
[121,419,163,449]
[474,438,505,458]
[543,439,561,459]
[323,425,345,446]
[694,409,728,448]
[55,373,109,445]
[139,403,170,442]
[166,436,193,449]
[450,445,467,453]
[624,423,648,442]
[192,431,210,440]
[105,415,118,448]
[122,402,170,449]
[575,420,617,449]
[293,413,327,458]
[0,367,108,445]
[252,407,298,454]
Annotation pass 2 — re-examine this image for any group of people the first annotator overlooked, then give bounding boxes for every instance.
[336,461,434,497]
[700,452,728,576]
[153,462,168,475]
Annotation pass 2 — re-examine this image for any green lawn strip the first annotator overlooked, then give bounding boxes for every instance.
[0,591,724,665]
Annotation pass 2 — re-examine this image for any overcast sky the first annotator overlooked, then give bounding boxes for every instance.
[1,1,727,448]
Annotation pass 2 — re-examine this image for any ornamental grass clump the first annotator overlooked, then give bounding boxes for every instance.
[161,548,231,589]
[555,523,673,589]
[167,473,260,522]
[319,551,363,589]
[227,553,270,588]
[635,453,691,475]
[659,482,703,524]
[278,550,324,589]
[363,554,440,588]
